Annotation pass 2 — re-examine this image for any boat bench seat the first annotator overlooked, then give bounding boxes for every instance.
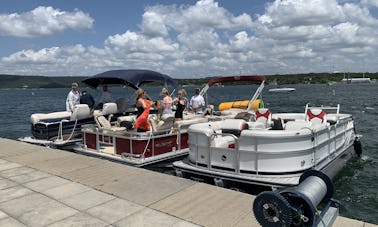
[31,111,71,125]
[174,118,209,130]
[221,119,247,136]
[211,136,235,148]
[284,120,312,131]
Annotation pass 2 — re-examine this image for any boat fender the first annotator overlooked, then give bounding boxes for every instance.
[353,138,362,157]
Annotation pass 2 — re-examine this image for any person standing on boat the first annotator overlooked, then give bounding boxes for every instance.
[173,89,187,121]
[66,82,80,112]
[134,88,153,132]
[160,88,173,115]
[190,88,205,114]
[135,88,148,118]
[99,85,115,103]
[80,90,95,109]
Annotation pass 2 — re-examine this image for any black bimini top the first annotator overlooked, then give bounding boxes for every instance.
[82,69,177,89]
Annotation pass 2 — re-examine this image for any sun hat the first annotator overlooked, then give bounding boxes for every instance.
[71,82,78,88]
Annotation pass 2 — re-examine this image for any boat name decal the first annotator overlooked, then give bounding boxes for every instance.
[155,141,173,148]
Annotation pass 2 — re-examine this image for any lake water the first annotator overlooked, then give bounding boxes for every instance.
[0,83,377,224]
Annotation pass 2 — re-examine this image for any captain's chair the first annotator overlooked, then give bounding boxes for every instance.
[306,108,326,124]
[255,108,272,128]
[95,115,126,132]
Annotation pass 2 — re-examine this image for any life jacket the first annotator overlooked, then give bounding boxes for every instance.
[307,110,326,120]
[255,109,271,119]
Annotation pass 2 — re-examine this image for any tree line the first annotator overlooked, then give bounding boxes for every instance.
[0,72,377,88]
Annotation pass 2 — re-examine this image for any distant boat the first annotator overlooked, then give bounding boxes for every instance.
[268,87,296,93]
[268,78,295,92]
[22,85,29,89]
[327,81,337,86]
[341,73,376,84]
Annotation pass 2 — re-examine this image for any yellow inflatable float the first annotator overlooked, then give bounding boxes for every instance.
[218,99,264,111]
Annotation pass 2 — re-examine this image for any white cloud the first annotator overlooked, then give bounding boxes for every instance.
[2,0,378,77]
[141,11,168,37]
[0,6,93,37]
[259,0,345,27]
[105,30,179,53]
[2,47,61,63]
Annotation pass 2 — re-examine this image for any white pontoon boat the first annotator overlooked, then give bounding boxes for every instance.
[18,69,177,148]
[173,81,361,189]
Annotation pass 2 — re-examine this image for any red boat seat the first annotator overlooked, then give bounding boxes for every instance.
[255,108,272,128]
[306,108,327,124]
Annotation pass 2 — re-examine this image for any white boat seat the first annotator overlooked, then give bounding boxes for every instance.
[246,122,266,129]
[255,108,272,128]
[306,108,327,124]
[149,114,175,132]
[284,120,312,131]
[221,119,247,136]
[174,118,209,130]
[93,102,118,116]
[70,104,91,121]
[211,135,235,148]
[31,111,71,125]
[95,115,125,131]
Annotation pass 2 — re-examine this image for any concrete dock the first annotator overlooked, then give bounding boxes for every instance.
[0,138,376,227]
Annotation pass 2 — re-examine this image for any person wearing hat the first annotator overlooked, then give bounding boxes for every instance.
[190,88,205,114]
[66,82,80,112]
[160,87,173,115]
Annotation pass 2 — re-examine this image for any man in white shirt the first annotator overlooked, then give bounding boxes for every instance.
[66,82,80,112]
[190,88,205,114]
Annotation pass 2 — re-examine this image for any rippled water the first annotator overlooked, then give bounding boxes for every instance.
[0,83,377,224]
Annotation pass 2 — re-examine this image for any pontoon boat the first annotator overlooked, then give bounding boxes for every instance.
[173,81,361,189]
[18,69,177,148]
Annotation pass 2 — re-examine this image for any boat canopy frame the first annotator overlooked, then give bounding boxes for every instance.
[198,75,267,110]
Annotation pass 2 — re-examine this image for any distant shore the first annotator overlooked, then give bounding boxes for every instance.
[1,72,377,89]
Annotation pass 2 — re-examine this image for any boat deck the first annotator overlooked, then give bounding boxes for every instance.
[0,138,376,226]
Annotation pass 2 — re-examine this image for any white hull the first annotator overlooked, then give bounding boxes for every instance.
[18,136,81,148]
[268,88,296,92]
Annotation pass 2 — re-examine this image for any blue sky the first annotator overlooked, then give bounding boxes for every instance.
[1,0,378,78]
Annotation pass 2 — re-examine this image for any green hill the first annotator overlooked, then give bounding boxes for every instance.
[0,72,377,88]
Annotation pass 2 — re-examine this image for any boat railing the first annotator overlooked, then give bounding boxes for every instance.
[305,103,340,115]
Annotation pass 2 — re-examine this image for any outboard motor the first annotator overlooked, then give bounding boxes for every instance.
[253,170,340,226]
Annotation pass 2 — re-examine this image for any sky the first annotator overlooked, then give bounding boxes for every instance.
[1,0,378,78]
